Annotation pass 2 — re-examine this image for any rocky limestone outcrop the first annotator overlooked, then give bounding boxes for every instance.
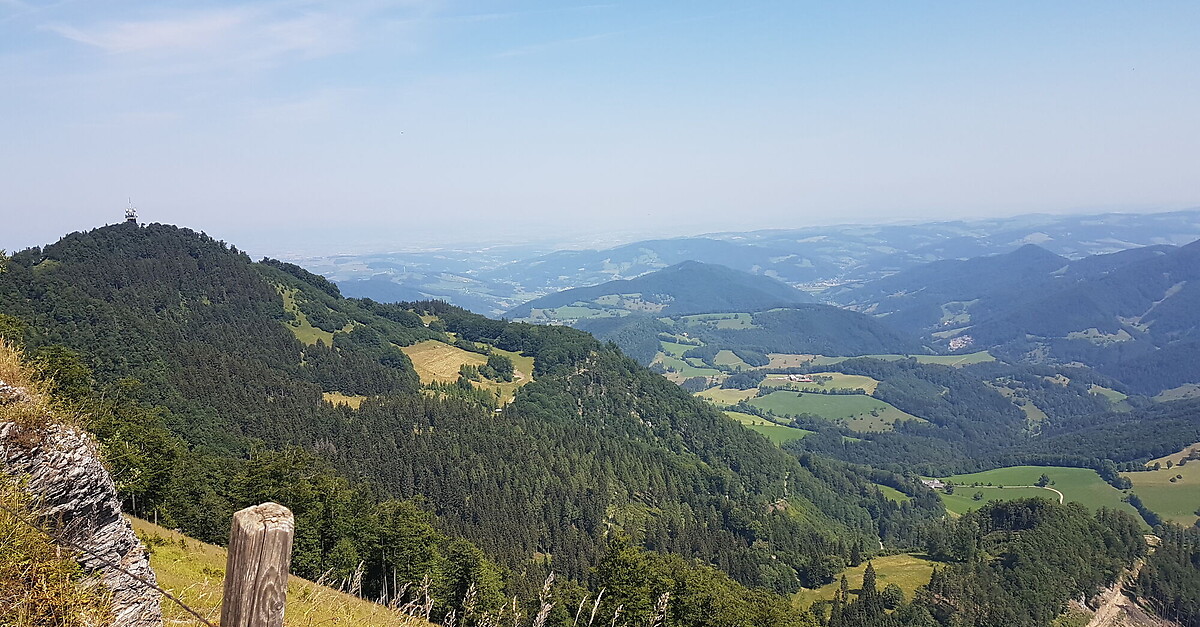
[1,380,163,627]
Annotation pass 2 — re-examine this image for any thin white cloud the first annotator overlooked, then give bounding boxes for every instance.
[44,9,250,53]
[38,2,373,70]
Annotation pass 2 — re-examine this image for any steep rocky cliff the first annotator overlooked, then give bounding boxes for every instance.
[1,380,162,627]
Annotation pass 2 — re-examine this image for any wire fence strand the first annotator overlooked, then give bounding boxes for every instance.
[0,500,217,627]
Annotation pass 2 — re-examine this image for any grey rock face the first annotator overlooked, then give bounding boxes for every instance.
[1,382,163,627]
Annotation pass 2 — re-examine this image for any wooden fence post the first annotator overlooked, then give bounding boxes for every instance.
[221,502,295,627]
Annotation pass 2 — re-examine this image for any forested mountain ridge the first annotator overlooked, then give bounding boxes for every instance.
[826,244,1072,333]
[829,240,1200,394]
[0,222,943,624]
[506,260,814,321]
[315,209,1200,316]
[488,238,838,297]
[578,304,927,369]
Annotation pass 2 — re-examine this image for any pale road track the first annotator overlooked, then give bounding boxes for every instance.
[967,484,1064,503]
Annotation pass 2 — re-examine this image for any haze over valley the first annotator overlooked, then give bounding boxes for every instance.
[3,2,1200,627]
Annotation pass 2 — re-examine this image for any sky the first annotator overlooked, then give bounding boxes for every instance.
[2,1,1199,254]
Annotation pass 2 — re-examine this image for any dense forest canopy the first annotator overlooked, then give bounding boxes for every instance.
[2,222,1197,627]
[0,223,941,625]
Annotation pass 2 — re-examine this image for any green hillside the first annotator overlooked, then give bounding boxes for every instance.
[748,391,922,433]
[586,306,926,372]
[3,222,1170,627]
[508,260,813,321]
[724,410,815,445]
[1125,444,1200,526]
[0,223,949,622]
[832,240,1200,395]
[936,466,1141,520]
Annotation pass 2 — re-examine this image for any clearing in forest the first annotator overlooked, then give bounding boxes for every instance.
[724,410,813,446]
[748,391,920,432]
[322,392,367,409]
[402,340,534,404]
[713,349,750,368]
[697,387,757,405]
[280,287,335,346]
[677,312,757,329]
[403,340,488,383]
[654,340,721,380]
[1124,443,1200,526]
[804,352,995,367]
[761,373,880,394]
[940,466,1142,521]
[1153,383,1200,402]
[793,554,937,609]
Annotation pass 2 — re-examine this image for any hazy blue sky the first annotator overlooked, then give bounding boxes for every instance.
[2,1,1198,253]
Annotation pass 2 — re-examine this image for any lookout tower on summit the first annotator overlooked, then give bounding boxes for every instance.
[125,199,137,224]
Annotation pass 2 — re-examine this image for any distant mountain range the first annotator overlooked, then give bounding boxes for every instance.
[505,260,813,320]
[314,209,1200,315]
[832,239,1200,394]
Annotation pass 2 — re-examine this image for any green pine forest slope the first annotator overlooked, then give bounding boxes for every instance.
[0,223,944,625]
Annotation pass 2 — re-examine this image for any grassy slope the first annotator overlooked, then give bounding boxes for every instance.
[403,339,488,383]
[129,517,432,627]
[766,353,818,369]
[749,391,921,432]
[940,486,1057,516]
[322,391,367,409]
[654,340,721,379]
[1154,383,1200,402]
[697,387,757,405]
[1124,443,1200,526]
[401,339,534,404]
[724,411,814,445]
[678,312,758,330]
[877,485,911,503]
[714,349,750,368]
[279,287,334,346]
[802,352,994,367]
[940,466,1142,521]
[792,554,937,609]
[991,384,1049,426]
[761,373,880,394]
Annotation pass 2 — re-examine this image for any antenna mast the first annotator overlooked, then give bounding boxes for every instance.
[125,198,138,224]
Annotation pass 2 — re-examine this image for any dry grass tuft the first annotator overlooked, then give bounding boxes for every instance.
[0,480,113,627]
[0,341,90,452]
[0,340,71,446]
[129,516,436,627]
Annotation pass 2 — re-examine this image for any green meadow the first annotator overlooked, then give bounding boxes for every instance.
[1124,444,1200,526]
[697,387,757,405]
[793,554,937,610]
[677,312,758,329]
[655,340,721,378]
[748,391,921,432]
[714,349,751,368]
[761,373,880,394]
[939,466,1141,521]
[724,411,814,445]
[878,485,911,503]
[802,351,994,367]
